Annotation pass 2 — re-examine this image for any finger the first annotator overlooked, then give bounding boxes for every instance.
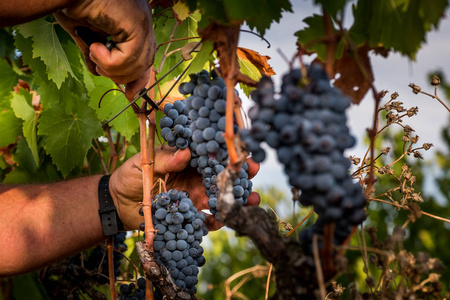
[90,39,152,83]
[94,63,150,85]
[90,42,142,71]
[154,148,191,174]
[245,191,261,207]
[124,70,152,100]
[246,158,260,179]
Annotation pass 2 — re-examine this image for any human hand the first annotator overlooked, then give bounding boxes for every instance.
[109,147,260,231]
[53,0,155,100]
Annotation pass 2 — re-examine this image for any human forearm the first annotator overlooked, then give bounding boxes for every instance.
[0,175,105,277]
[0,0,77,27]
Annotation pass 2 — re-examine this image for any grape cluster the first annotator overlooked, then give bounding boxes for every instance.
[86,232,128,284]
[241,64,366,246]
[119,277,147,300]
[143,189,207,294]
[179,70,253,218]
[160,99,192,149]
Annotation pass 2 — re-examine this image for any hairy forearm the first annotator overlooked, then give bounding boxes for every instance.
[0,0,79,27]
[0,175,105,277]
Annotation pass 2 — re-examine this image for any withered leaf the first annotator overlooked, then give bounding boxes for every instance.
[237,47,276,77]
[181,42,202,60]
[333,45,374,104]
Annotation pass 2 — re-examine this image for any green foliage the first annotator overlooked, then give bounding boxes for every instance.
[185,0,292,35]
[295,14,328,61]
[314,0,347,17]
[0,110,21,148]
[1,18,143,178]
[9,273,51,299]
[38,99,102,177]
[10,89,39,165]
[296,0,449,61]
[16,19,74,88]
[0,59,18,102]
[187,40,214,76]
[350,0,449,59]
[153,10,202,85]
[198,230,269,300]
[88,77,139,140]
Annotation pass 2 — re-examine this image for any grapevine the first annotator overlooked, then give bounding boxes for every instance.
[2,1,450,300]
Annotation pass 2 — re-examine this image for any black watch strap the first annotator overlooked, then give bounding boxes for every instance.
[98,175,124,236]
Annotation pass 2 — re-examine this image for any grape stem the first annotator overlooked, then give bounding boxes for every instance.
[369,198,450,224]
[312,234,326,300]
[322,9,335,78]
[264,263,273,300]
[105,126,119,172]
[92,138,108,174]
[139,68,157,300]
[156,36,200,52]
[414,85,450,112]
[107,238,117,299]
[285,209,314,237]
[224,264,270,299]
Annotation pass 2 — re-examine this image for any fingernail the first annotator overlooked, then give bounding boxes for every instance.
[173,149,180,156]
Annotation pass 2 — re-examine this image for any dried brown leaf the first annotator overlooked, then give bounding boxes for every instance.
[236,47,276,77]
[180,42,202,60]
[333,45,374,104]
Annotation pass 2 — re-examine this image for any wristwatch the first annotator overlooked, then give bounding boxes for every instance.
[98,175,124,236]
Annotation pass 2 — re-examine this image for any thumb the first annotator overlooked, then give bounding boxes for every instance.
[154,148,191,174]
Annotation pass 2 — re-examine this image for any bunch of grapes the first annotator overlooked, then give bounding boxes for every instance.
[119,277,147,300]
[178,70,253,218]
[142,189,207,294]
[159,99,192,149]
[241,64,366,246]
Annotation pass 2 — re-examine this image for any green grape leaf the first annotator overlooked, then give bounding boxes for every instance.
[8,137,39,180]
[153,11,201,85]
[10,89,39,166]
[295,14,328,61]
[0,28,16,58]
[61,39,85,84]
[184,40,214,77]
[38,100,102,177]
[16,19,74,88]
[313,0,348,18]
[195,0,229,29]
[223,0,292,36]
[11,273,50,299]
[13,31,49,87]
[0,110,22,147]
[88,76,138,140]
[0,59,19,102]
[81,55,96,92]
[193,0,291,35]
[35,74,85,112]
[350,0,448,59]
